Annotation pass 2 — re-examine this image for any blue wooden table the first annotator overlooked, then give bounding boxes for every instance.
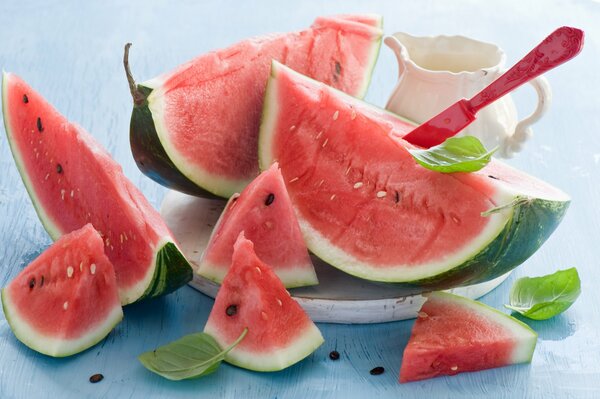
[1,1,599,398]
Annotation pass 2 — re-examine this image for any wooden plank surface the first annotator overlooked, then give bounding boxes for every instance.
[0,0,599,398]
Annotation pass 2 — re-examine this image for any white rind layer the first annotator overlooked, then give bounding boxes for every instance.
[146,85,251,198]
[426,291,537,364]
[353,15,383,99]
[204,322,324,372]
[198,260,319,289]
[1,288,123,357]
[2,72,62,240]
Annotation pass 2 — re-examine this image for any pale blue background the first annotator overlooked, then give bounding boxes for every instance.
[0,1,599,398]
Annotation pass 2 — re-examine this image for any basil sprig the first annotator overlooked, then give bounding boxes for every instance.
[505,268,581,320]
[409,136,496,173]
[139,328,248,381]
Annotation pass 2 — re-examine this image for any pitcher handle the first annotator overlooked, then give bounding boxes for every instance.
[384,36,407,79]
[501,76,552,158]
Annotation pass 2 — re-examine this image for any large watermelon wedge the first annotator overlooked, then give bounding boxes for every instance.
[1,224,123,357]
[258,62,570,288]
[400,292,537,382]
[125,14,383,198]
[2,73,193,305]
[204,234,324,371]
[198,162,317,288]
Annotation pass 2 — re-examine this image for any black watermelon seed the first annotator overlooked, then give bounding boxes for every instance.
[335,61,341,75]
[29,277,36,290]
[36,117,43,132]
[370,366,385,375]
[395,191,400,203]
[56,164,63,174]
[40,275,45,287]
[329,350,340,360]
[226,304,238,316]
[23,94,29,103]
[89,374,104,383]
[488,175,499,180]
[265,193,275,206]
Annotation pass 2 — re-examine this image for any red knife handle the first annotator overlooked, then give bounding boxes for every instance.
[468,27,584,113]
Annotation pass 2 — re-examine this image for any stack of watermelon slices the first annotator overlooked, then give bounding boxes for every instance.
[0,12,570,381]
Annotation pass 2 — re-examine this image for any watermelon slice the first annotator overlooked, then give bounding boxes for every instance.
[2,73,193,305]
[126,14,383,198]
[1,224,123,357]
[198,163,317,288]
[204,234,324,371]
[399,291,537,383]
[258,62,570,288]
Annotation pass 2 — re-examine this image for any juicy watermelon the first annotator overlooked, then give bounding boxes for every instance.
[198,163,317,288]
[399,291,537,382]
[126,14,383,198]
[2,73,193,305]
[258,62,570,288]
[204,234,324,371]
[1,224,123,357]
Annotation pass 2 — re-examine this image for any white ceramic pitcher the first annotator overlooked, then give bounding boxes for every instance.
[385,32,552,158]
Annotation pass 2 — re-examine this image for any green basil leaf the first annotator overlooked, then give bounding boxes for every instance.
[138,328,248,381]
[408,136,496,173]
[505,268,581,320]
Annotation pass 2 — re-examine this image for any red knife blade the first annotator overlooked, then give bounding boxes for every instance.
[402,26,584,148]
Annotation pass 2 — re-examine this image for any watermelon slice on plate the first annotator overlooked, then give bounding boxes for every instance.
[2,73,193,305]
[204,234,324,371]
[198,162,317,288]
[1,224,123,357]
[126,14,383,198]
[399,291,537,383]
[258,62,569,288]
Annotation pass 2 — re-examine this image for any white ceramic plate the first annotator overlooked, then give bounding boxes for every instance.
[161,190,510,324]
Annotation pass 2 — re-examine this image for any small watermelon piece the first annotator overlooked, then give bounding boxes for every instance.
[258,62,570,287]
[399,291,537,383]
[198,163,317,288]
[204,234,324,371]
[1,224,123,357]
[2,73,193,305]
[126,14,383,198]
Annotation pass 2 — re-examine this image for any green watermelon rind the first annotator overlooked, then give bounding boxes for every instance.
[204,316,324,372]
[1,288,124,358]
[129,86,223,198]
[258,62,570,288]
[2,73,193,305]
[424,291,537,364]
[129,16,384,199]
[137,241,194,302]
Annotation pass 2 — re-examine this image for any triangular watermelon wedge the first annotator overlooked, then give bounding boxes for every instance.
[2,73,193,305]
[1,224,123,357]
[198,163,317,288]
[204,233,324,371]
[400,291,537,383]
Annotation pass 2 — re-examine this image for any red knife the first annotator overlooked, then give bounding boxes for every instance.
[402,27,584,148]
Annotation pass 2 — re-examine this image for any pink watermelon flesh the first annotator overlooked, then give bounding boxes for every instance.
[198,163,317,288]
[1,224,123,357]
[399,291,537,383]
[2,73,191,304]
[259,62,569,283]
[146,14,382,196]
[204,234,323,371]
